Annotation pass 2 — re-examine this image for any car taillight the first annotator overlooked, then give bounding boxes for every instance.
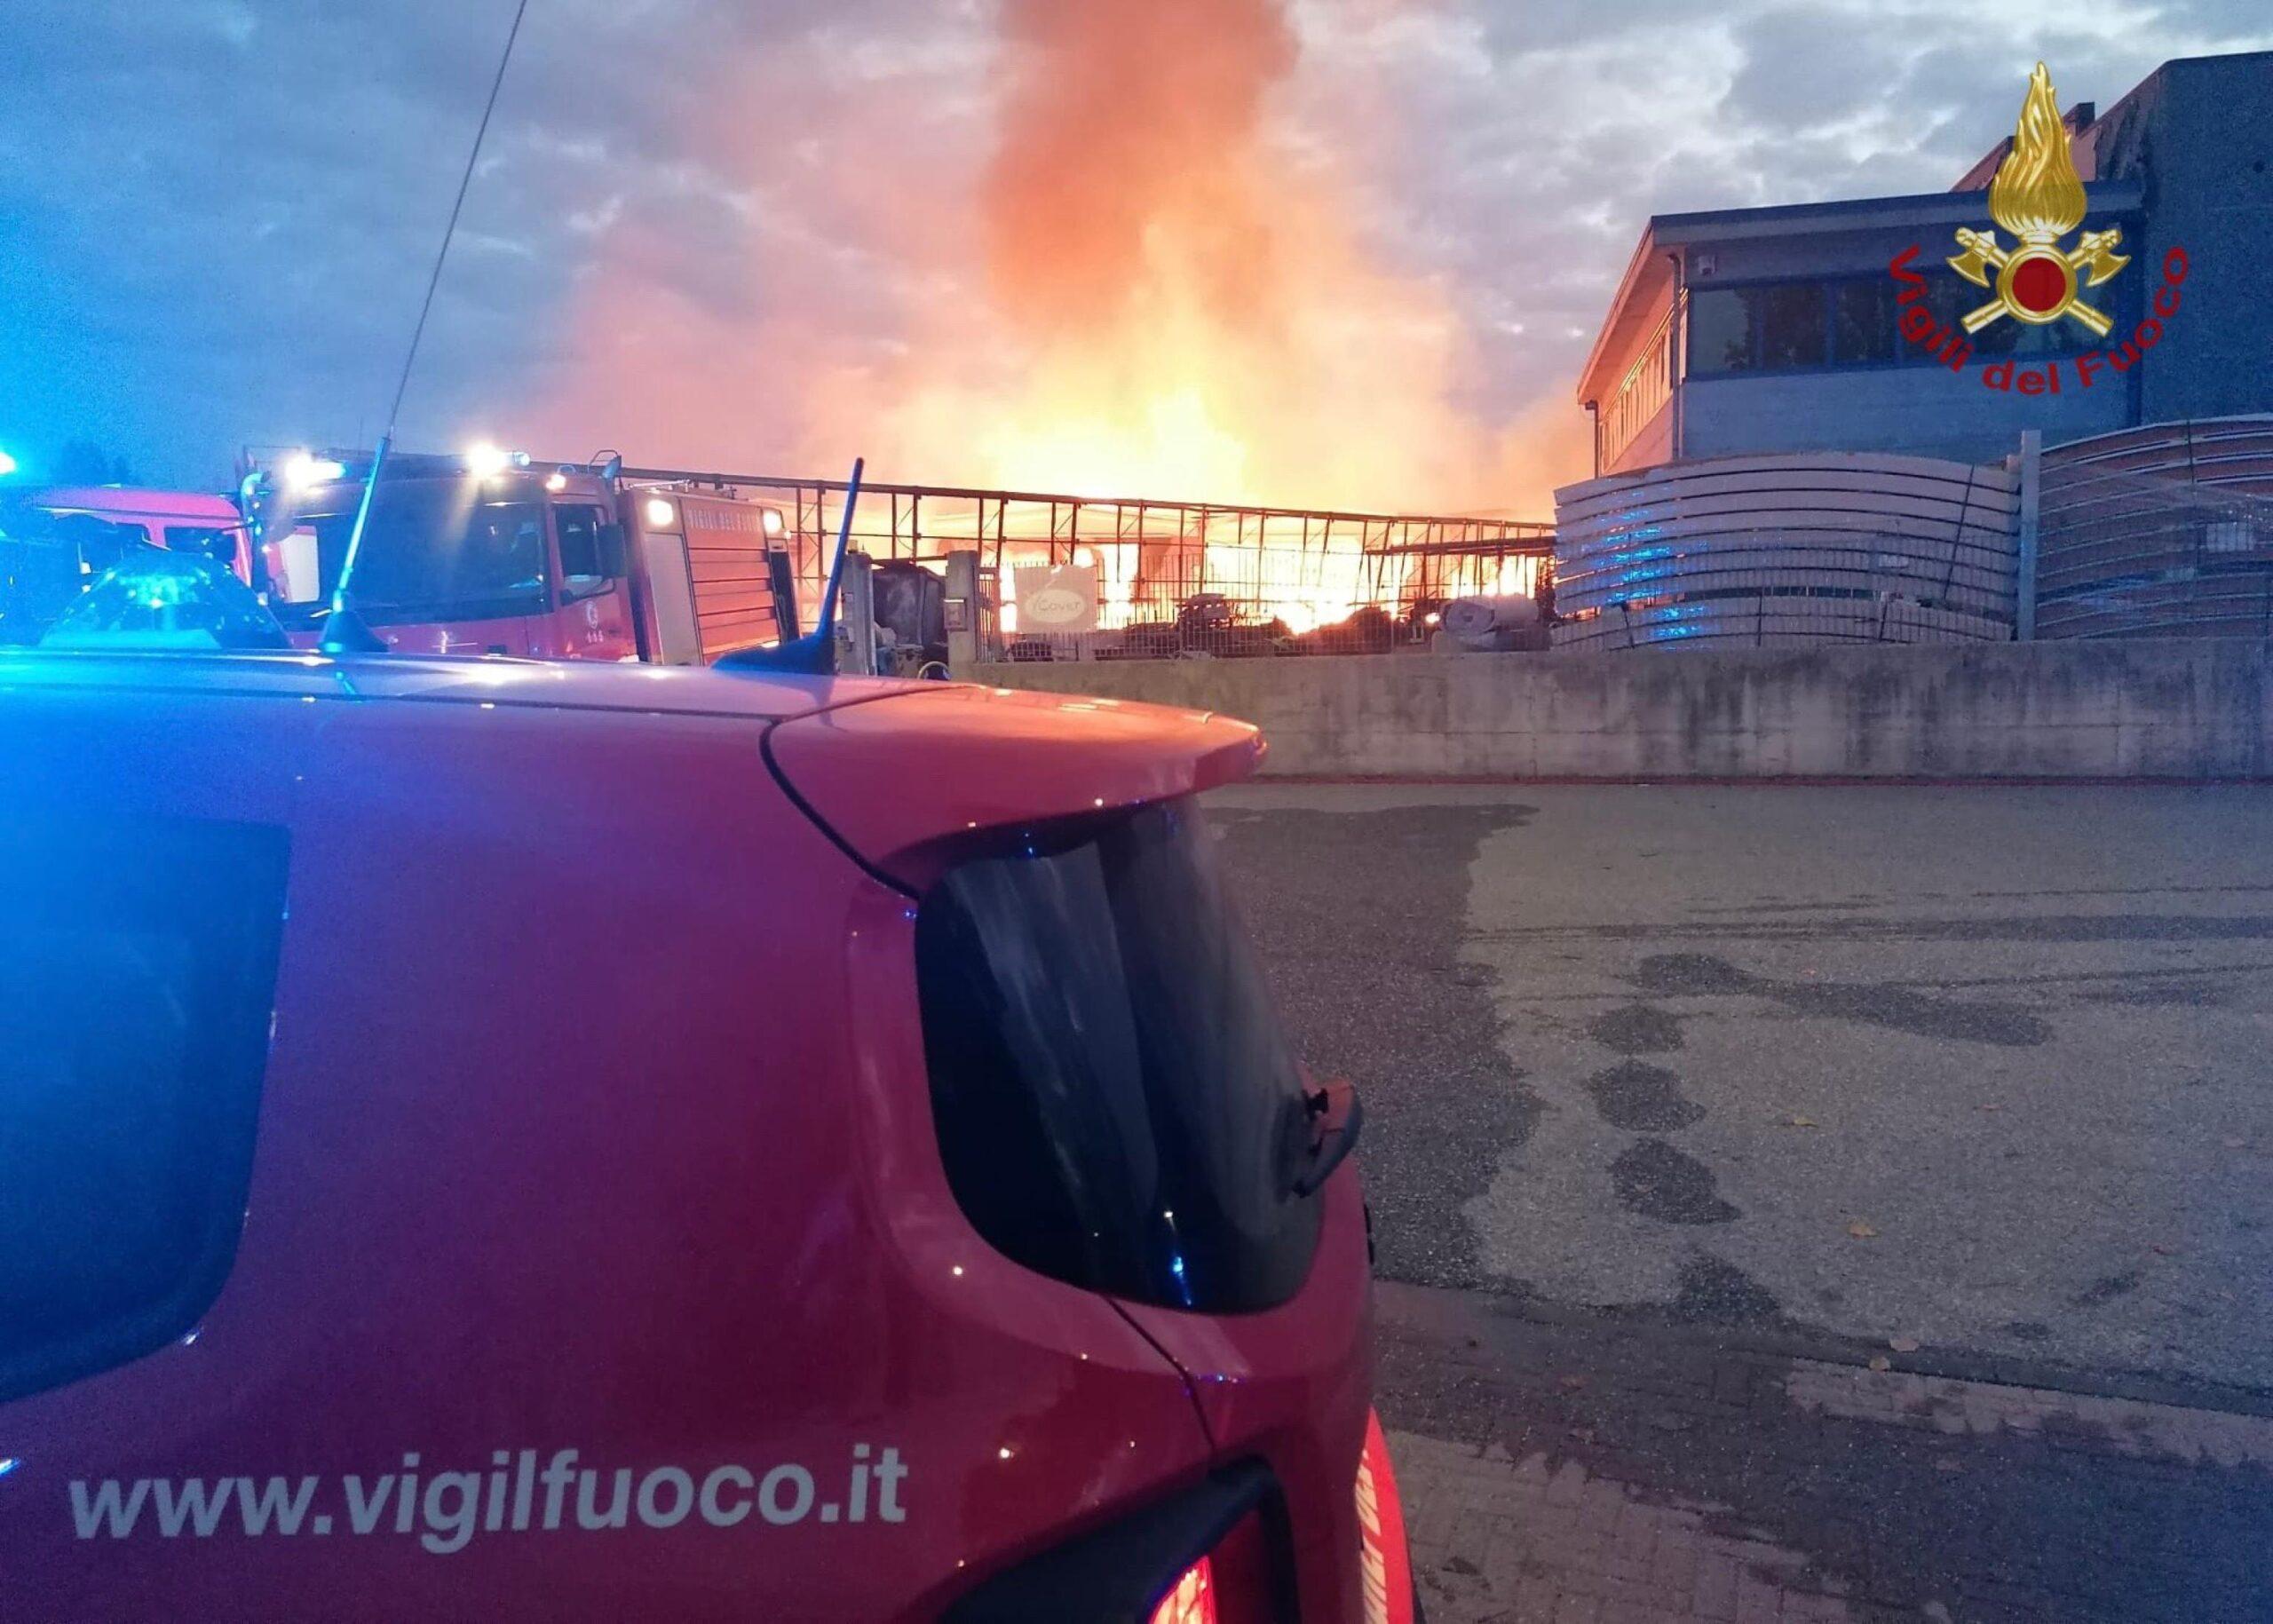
[1355,1411,1417,1624]
[1148,1554,1215,1624]
[1148,1508,1271,1624]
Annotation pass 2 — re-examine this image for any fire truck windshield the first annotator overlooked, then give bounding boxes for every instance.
[263,481,550,627]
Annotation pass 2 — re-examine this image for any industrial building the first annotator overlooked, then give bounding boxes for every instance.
[1574,51,2273,478]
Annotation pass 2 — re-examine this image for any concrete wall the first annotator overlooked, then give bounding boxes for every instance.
[969,638,2273,780]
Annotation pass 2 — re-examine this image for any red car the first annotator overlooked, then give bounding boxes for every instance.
[0,648,1413,1621]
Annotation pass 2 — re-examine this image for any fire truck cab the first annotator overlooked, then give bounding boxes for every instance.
[240,449,798,661]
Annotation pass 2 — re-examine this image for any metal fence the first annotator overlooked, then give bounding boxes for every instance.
[1551,451,2021,651]
[2035,416,2273,639]
[620,467,1552,659]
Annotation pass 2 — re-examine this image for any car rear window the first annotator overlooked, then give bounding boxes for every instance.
[915,797,1321,1313]
[0,819,287,1401]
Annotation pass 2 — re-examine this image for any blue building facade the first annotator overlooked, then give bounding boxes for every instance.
[1574,51,2273,477]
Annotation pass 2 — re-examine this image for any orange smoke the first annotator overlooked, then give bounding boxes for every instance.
[535,0,1582,527]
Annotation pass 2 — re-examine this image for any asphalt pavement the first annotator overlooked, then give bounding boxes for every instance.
[1210,782,2273,1400]
[1374,1279,2273,1623]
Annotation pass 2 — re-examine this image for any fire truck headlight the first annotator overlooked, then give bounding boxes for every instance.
[464,442,511,480]
[283,452,345,492]
[761,507,784,537]
[645,496,677,528]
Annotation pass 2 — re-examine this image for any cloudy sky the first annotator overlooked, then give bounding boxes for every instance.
[2,0,2266,511]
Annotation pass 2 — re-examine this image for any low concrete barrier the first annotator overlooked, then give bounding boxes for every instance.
[968,638,2273,780]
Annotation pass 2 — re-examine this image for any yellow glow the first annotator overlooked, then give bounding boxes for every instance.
[284,452,345,492]
[464,442,511,479]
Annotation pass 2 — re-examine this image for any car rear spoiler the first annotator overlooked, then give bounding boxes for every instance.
[764,685,1266,892]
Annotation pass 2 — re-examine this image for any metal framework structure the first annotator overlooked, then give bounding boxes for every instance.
[2035,417,2273,639]
[619,465,1552,649]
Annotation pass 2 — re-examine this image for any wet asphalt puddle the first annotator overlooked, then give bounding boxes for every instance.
[1210,783,2273,1395]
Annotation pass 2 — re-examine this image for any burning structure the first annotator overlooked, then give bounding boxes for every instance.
[538,0,1581,644]
[620,464,1550,658]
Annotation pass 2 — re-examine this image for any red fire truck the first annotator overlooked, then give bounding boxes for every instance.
[238,447,803,661]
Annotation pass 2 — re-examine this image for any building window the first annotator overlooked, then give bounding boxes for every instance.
[1833,279,1901,363]
[1600,304,1675,470]
[1690,267,2110,378]
[0,818,287,1402]
[1687,288,1757,374]
[1688,284,1826,373]
[1757,284,1826,368]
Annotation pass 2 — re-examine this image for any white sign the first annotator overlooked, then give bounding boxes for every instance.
[1012,564,1098,632]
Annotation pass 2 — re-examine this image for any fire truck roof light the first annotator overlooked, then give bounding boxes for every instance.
[283,452,346,492]
[544,471,568,493]
[645,496,677,528]
[762,507,785,537]
[464,442,511,479]
[0,448,17,478]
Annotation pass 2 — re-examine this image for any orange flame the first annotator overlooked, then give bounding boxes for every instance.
[1990,62,2086,242]
[535,1,1586,628]
[864,0,1569,518]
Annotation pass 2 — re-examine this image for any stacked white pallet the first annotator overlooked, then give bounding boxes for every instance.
[1551,452,2019,652]
[2037,416,2273,640]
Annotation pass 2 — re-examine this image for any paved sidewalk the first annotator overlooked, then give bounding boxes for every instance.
[1375,1282,2273,1623]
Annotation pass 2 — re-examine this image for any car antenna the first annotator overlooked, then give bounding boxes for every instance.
[719,456,864,674]
[322,0,530,655]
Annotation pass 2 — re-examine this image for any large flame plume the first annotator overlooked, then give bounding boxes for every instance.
[1990,61,2087,242]
[535,0,1584,628]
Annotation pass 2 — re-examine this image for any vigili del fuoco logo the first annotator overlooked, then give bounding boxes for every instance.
[1887,62,2189,395]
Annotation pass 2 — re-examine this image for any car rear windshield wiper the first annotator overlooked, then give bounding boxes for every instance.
[1287,1081,1363,1198]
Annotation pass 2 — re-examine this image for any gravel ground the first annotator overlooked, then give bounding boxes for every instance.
[1210,782,2273,1397]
